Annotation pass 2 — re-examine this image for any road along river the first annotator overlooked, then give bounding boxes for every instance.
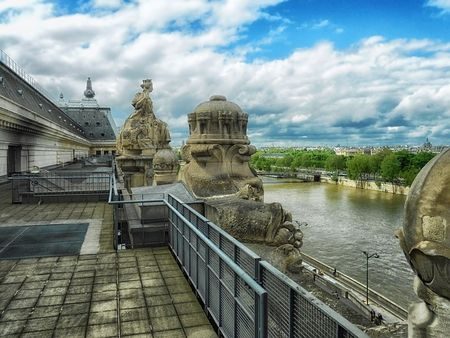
[262,177,418,309]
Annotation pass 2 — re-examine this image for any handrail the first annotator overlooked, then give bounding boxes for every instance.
[9,175,111,180]
[167,193,262,279]
[0,49,58,104]
[260,261,368,338]
[167,201,267,298]
[301,253,408,320]
[106,189,370,337]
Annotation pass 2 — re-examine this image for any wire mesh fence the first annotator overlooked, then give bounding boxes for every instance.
[109,183,368,338]
[10,172,111,203]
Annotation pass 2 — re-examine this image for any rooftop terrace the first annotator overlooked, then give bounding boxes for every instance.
[0,185,217,338]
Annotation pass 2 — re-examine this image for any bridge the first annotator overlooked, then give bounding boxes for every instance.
[258,170,321,182]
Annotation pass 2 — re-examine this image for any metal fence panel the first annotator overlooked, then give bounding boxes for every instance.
[167,194,261,281]
[260,261,367,338]
[166,201,267,338]
[221,284,235,337]
[111,192,367,338]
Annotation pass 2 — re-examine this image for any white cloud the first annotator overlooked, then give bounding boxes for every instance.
[92,0,122,9]
[426,0,450,13]
[0,0,449,146]
[312,19,330,29]
[298,18,344,36]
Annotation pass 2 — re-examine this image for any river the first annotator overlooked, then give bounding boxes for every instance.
[263,177,418,309]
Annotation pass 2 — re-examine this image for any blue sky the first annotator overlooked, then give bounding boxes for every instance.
[1,0,450,146]
[243,0,450,58]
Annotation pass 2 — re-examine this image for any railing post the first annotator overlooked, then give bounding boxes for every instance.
[257,291,268,338]
[113,203,118,250]
[289,287,295,338]
[205,243,210,309]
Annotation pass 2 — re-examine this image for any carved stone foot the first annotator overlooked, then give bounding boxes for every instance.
[273,220,304,249]
[270,244,303,273]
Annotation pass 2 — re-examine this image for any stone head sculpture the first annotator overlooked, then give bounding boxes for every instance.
[396,148,450,336]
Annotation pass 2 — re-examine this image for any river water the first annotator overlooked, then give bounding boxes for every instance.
[263,178,418,309]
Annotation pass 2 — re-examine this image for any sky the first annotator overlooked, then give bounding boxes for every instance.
[1,0,450,147]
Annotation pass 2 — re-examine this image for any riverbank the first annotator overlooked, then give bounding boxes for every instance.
[321,176,409,195]
[263,179,416,310]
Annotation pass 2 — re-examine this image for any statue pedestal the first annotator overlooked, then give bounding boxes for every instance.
[154,171,178,186]
[116,155,154,188]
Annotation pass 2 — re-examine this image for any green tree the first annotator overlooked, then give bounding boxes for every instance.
[347,155,370,181]
[325,155,346,173]
[400,167,420,186]
[412,152,435,168]
[381,153,401,183]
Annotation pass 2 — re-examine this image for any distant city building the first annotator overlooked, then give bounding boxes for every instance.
[422,137,432,151]
[334,147,366,156]
[59,78,118,155]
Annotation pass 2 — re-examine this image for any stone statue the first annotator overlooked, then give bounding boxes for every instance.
[180,95,303,272]
[179,95,263,200]
[116,79,178,187]
[117,79,171,155]
[396,148,450,337]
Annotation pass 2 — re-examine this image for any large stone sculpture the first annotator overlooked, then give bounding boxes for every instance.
[396,148,450,337]
[180,95,303,272]
[116,80,178,187]
[205,197,304,272]
[180,95,263,200]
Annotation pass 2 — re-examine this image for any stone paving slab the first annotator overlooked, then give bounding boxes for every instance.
[0,248,217,337]
[0,186,217,337]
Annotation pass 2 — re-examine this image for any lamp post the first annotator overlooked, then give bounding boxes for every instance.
[362,251,379,305]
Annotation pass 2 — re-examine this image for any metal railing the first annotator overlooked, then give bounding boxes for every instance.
[168,202,267,338]
[260,261,363,338]
[108,194,268,337]
[108,178,368,338]
[167,194,261,280]
[165,194,367,337]
[0,49,58,104]
[10,172,111,203]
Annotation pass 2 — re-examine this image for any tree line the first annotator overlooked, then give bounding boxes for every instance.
[250,148,436,186]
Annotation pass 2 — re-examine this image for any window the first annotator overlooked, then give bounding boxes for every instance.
[96,122,101,126]
[95,150,101,155]
[104,150,109,155]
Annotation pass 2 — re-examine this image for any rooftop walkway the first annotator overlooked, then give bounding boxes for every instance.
[0,185,217,338]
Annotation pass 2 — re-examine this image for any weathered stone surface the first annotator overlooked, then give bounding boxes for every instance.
[179,95,305,271]
[396,148,450,337]
[180,95,263,200]
[116,79,178,187]
[117,80,170,156]
[270,244,303,273]
[205,196,303,247]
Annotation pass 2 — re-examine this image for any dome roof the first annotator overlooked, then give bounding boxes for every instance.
[193,95,243,114]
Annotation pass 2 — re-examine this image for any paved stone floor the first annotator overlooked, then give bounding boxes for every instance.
[0,185,217,338]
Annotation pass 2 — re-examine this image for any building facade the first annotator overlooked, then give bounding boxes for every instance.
[0,50,117,179]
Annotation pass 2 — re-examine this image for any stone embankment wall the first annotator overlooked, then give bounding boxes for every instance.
[322,176,410,195]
